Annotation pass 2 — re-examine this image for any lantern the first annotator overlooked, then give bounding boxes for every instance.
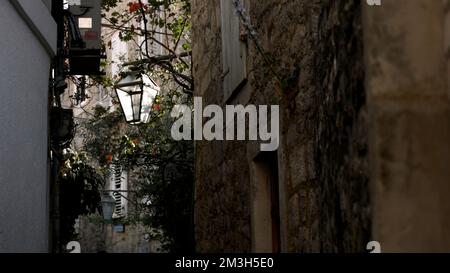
[115,71,159,125]
[101,194,115,221]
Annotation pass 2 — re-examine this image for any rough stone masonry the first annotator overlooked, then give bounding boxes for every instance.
[193,0,450,252]
[192,0,369,253]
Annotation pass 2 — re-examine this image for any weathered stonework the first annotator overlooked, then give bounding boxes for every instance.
[193,0,370,252]
[364,0,450,252]
[193,0,450,253]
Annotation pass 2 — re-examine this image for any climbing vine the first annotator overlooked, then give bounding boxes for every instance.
[67,0,195,252]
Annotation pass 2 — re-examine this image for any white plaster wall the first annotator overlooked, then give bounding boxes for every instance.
[0,0,55,253]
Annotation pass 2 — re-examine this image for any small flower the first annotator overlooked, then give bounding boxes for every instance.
[129,2,147,13]
[152,104,161,111]
[106,154,114,162]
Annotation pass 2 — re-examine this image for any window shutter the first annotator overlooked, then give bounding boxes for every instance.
[221,0,247,99]
[113,165,122,217]
[111,164,128,218]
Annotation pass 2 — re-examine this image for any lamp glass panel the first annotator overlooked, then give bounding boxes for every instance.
[131,92,143,122]
[101,195,115,221]
[117,74,142,93]
[140,74,160,123]
[116,89,134,122]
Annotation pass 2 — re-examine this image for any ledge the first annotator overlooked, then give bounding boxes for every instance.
[9,0,57,56]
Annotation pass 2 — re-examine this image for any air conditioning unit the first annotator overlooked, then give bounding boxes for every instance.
[67,0,105,75]
[50,107,74,147]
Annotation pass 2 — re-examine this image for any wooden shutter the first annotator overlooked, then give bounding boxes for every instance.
[111,164,128,218]
[220,0,247,99]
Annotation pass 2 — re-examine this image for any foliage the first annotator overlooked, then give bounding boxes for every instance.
[58,150,103,245]
[81,90,194,252]
[101,0,193,93]
[61,0,196,253]
[132,102,195,252]
[81,106,136,168]
[56,0,193,253]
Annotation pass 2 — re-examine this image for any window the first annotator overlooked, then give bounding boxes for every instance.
[95,85,112,108]
[220,0,247,100]
[67,0,81,5]
[98,85,107,100]
[110,164,128,218]
[251,151,281,253]
[78,17,92,29]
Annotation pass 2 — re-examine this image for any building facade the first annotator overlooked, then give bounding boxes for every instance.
[60,0,161,253]
[0,0,56,253]
[192,0,450,253]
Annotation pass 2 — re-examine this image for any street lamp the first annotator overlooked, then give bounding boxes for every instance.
[115,71,159,125]
[101,190,138,222]
[101,194,115,221]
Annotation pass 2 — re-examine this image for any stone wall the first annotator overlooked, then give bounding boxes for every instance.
[78,216,160,253]
[192,0,252,252]
[364,0,450,252]
[279,0,370,253]
[192,0,370,252]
